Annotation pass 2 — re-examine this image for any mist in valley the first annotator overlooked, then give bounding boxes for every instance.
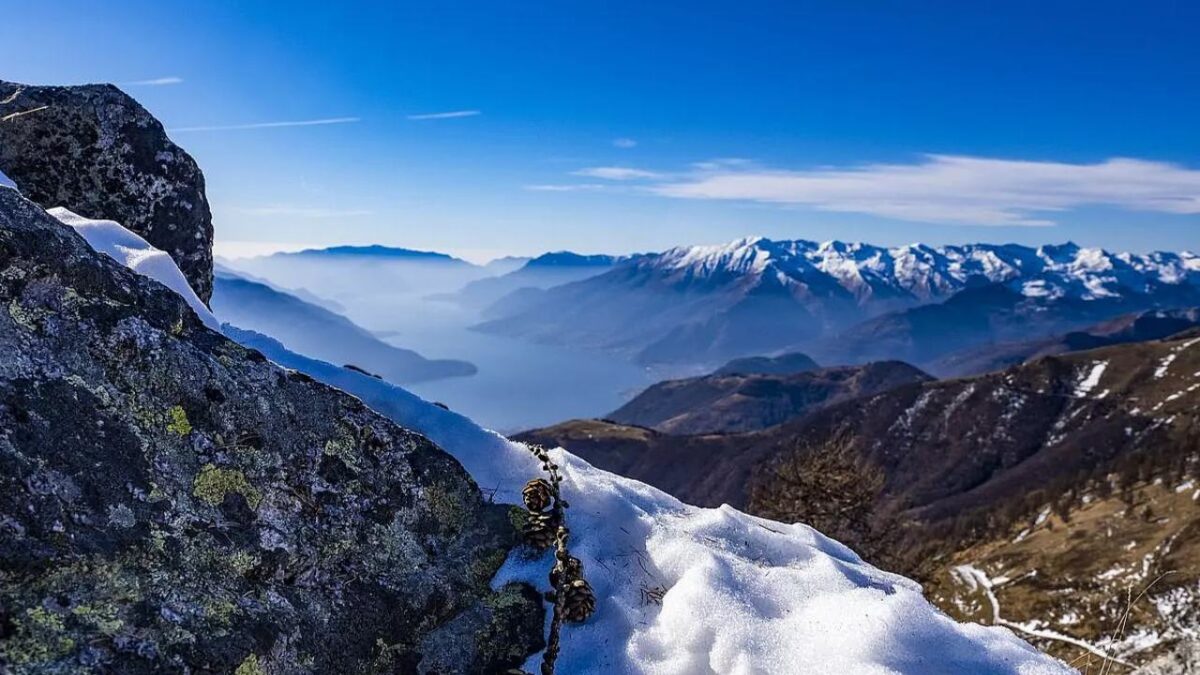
[219,251,689,433]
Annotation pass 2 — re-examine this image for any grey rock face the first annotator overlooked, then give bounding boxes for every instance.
[0,80,214,302]
[0,188,542,673]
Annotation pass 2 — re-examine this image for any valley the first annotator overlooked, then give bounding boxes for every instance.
[518,327,1200,669]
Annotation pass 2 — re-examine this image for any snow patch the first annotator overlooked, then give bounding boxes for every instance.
[1073,361,1108,397]
[0,168,16,190]
[1154,353,1177,379]
[48,208,221,332]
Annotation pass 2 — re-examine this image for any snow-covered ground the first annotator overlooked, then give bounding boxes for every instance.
[48,196,1074,674]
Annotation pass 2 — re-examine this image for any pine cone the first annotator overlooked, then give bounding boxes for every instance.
[521,511,559,550]
[562,578,596,623]
[522,478,554,512]
[549,555,583,589]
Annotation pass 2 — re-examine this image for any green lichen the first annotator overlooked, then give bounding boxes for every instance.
[508,505,530,533]
[71,603,124,636]
[166,405,192,436]
[470,548,509,587]
[203,598,240,628]
[226,550,259,576]
[148,482,168,502]
[426,484,468,530]
[234,653,266,675]
[323,435,362,473]
[8,299,39,331]
[485,584,531,612]
[192,464,261,509]
[6,606,76,666]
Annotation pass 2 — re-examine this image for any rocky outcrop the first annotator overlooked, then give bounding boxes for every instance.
[0,187,541,672]
[0,80,214,302]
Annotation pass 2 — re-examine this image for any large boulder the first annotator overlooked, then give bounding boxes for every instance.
[0,80,214,302]
[0,187,542,673]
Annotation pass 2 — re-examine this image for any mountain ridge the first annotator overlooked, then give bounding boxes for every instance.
[477,235,1200,367]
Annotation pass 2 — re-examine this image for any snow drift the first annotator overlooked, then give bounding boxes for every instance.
[48,207,222,333]
[64,208,1073,674]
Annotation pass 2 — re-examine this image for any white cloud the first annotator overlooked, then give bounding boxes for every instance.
[233,206,374,218]
[524,183,607,192]
[171,117,360,133]
[613,138,637,148]
[407,110,481,120]
[573,167,663,180]
[649,154,1200,226]
[122,76,184,87]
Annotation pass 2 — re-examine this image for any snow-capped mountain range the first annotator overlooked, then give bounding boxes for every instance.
[476,236,1200,368]
[649,236,1199,304]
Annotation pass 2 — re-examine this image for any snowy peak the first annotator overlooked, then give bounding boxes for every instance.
[633,236,1198,304]
[655,236,784,278]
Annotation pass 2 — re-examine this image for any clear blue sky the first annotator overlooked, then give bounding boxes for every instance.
[3,1,1198,260]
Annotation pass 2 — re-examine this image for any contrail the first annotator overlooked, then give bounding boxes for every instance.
[170,117,360,132]
[123,77,184,86]
[407,110,481,120]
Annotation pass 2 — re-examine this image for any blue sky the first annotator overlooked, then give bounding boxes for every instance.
[3,1,1198,260]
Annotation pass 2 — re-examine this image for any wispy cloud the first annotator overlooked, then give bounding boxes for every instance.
[233,205,374,218]
[122,76,184,87]
[573,167,663,180]
[170,117,360,133]
[407,110,481,120]
[524,183,607,192]
[646,155,1200,226]
[613,138,637,149]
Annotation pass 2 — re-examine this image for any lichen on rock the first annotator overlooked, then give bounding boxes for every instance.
[0,187,542,673]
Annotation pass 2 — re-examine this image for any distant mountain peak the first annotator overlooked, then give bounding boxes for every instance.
[526,251,620,268]
[279,244,473,265]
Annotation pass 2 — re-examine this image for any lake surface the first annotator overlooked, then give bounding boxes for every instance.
[340,297,678,434]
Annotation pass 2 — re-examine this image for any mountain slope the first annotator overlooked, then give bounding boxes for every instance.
[211,271,476,383]
[519,333,1200,668]
[608,360,931,435]
[812,284,1200,369]
[746,335,1200,667]
[476,236,1200,367]
[928,307,1200,377]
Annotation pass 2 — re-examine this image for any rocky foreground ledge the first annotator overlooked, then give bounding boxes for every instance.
[0,186,542,672]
